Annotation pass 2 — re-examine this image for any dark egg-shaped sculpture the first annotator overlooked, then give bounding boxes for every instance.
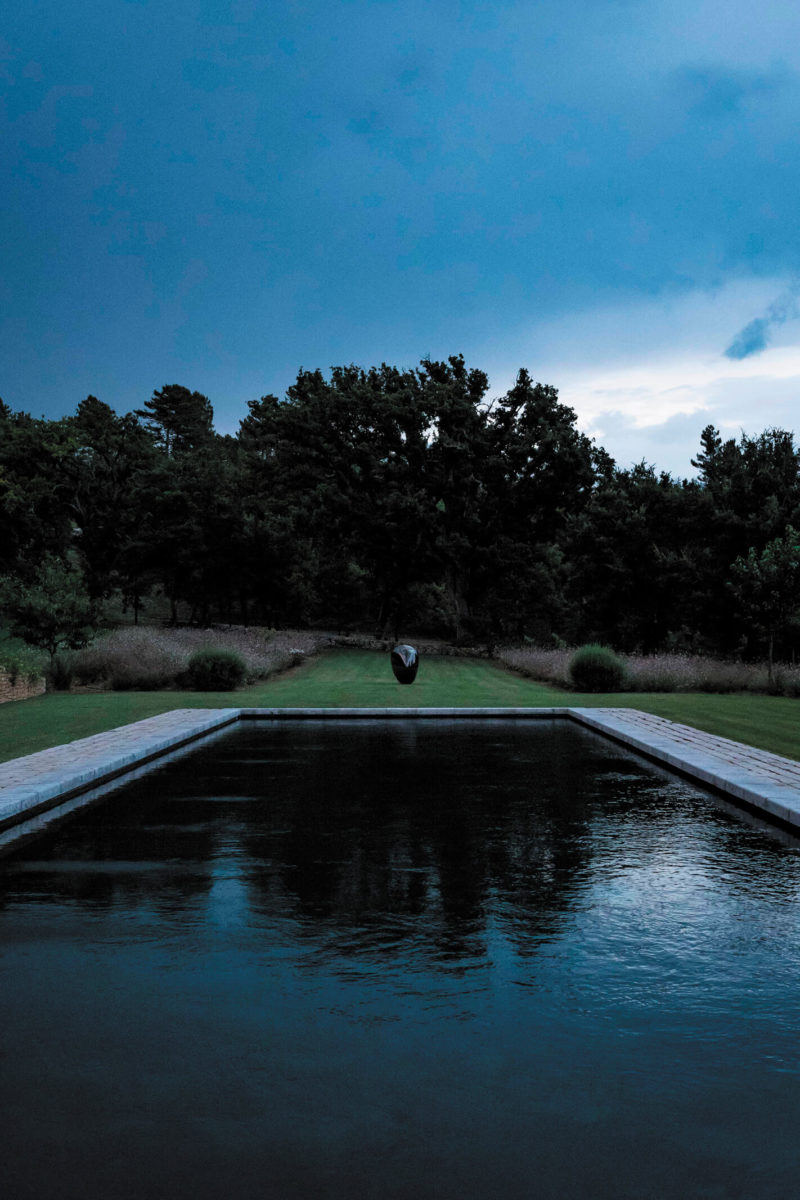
[391,644,419,685]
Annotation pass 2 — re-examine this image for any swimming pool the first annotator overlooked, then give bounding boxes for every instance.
[1,719,799,1198]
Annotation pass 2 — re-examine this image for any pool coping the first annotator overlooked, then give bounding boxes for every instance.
[1,705,800,833]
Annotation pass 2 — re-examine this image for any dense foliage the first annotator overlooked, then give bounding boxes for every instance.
[185,647,247,691]
[1,358,799,660]
[568,645,627,692]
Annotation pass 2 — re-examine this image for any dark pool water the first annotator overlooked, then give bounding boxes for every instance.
[2,720,800,1199]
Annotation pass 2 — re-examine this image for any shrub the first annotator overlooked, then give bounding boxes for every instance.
[0,641,44,686]
[778,667,800,698]
[48,653,75,692]
[497,643,800,696]
[75,628,185,690]
[0,555,99,662]
[67,626,325,690]
[568,644,627,693]
[185,647,247,691]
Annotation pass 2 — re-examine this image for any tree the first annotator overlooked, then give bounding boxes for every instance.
[475,368,597,641]
[236,356,600,639]
[238,393,302,623]
[687,425,800,652]
[0,555,99,663]
[241,363,444,633]
[66,396,160,604]
[0,405,75,578]
[135,385,215,456]
[690,423,723,483]
[730,527,800,684]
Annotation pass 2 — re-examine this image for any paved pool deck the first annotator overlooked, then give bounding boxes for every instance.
[1,705,800,834]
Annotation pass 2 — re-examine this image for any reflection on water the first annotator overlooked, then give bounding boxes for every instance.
[1,720,800,1199]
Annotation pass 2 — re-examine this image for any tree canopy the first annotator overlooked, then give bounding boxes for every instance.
[1,363,798,660]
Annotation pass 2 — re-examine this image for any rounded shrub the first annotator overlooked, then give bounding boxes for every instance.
[185,647,247,692]
[568,644,627,693]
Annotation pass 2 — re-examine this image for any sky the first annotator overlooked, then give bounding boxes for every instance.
[2,0,800,477]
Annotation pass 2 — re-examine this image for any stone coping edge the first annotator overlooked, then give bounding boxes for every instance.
[2,705,799,835]
[568,709,800,830]
[0,709,240,831]
[237,706,570,718]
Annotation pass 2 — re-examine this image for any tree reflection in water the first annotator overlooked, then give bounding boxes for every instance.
[3,721,798,954]
[4,721,800,1200]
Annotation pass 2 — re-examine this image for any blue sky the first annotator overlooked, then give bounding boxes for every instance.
[2,0,800,475]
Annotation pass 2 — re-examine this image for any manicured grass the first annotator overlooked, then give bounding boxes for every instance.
[0,648,798,763]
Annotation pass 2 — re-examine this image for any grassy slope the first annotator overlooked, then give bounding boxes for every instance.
[1,648,798,763]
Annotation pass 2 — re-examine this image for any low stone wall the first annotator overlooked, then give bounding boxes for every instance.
[0,670,46,705]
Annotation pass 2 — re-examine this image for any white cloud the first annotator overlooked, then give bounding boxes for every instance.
[571,349,800,474]
[481,278,800,476]
[567,344,800,426]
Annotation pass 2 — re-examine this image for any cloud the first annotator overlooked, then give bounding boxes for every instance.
[578,360,800,479]
[473,280,800,477]
[724,286,800,359]
[677,64,784,119]
[568,346,800,475]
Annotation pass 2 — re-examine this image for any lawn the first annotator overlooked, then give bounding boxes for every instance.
[1,648,799,763]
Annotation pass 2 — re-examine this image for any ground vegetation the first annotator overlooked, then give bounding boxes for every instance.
[1,650,798,765]
[54,626,323,692]
[499,644,800,697]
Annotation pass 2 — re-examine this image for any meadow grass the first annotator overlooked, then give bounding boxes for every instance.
[0,648,798,763]
[498,644,800,696]
[64,626,322,690]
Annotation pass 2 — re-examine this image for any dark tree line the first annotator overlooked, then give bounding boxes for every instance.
[1,359,799,658]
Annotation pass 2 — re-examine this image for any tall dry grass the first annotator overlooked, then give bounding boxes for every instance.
[497,645,800,697]
[63,627,327,691]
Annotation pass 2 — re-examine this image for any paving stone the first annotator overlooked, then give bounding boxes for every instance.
[568,707,800,827]
[0,709,240,827]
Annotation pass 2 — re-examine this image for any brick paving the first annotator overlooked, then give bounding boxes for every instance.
[1,705,799,834]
